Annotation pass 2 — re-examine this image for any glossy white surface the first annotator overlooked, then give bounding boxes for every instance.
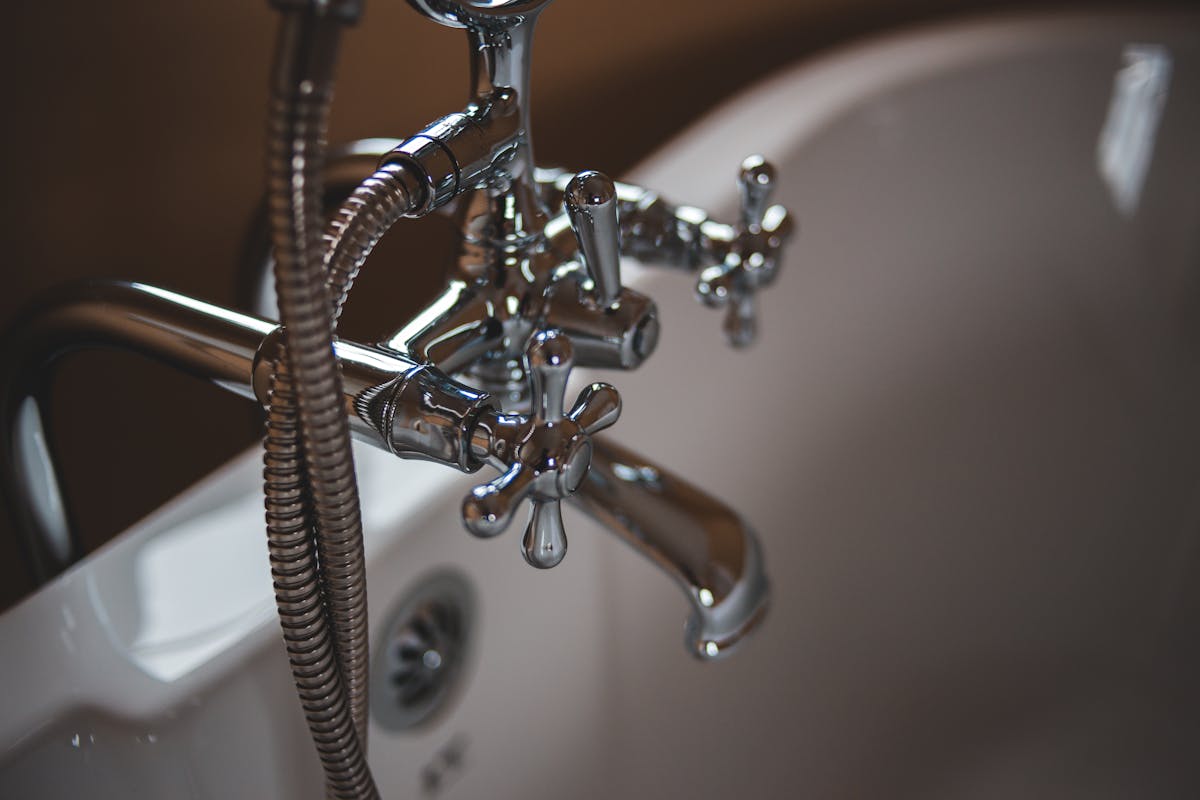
[3,10,1200,798]
[0,447,612,798]
[607,10,1200,797]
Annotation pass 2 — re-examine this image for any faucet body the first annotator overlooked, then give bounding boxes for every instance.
[2,0,791,664]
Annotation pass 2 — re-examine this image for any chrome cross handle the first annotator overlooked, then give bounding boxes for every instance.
[462,329,621,568]
[696,155,794,347]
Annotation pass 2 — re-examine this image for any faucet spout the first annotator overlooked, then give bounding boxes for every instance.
[569,435,769,660]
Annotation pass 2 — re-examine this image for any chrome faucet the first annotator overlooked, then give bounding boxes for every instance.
[255,0,789,631]
[1,1,790,793]
[3,0,791,654]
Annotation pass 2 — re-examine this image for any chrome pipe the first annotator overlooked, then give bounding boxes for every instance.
[0,281,492,585]
[0,281,274,582]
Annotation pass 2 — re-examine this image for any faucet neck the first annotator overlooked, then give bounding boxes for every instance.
[469,21,535,177]
[460,16,548,244]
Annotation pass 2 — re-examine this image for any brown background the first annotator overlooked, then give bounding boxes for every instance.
[0,0,1178,608]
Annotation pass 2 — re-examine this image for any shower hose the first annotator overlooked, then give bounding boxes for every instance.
[265,4,423,798]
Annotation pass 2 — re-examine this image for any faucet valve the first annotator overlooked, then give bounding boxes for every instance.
[544,170,660,370]
[696,155,793,347]
[463,330,621,568]
[565,171,622,308]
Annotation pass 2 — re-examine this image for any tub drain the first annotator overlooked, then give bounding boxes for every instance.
[372,570,474,731]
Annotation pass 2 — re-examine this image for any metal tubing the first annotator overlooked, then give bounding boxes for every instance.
[0,281,488,586]
[0,281,273,582]
[265,8,378,788]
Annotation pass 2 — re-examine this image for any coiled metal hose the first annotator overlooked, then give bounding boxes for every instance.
[265,160,418,779]
[263,367,373,799]
[264,7,378,798]
[324,162,419,324]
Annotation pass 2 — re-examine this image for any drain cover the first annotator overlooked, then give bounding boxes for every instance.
[372,570,474,731]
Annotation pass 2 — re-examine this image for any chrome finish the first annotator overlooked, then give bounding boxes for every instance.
[254,329,495,472]
[696,155,793,347]
[385,241,661,390]
[543,275,659,370]
[388,281,507,375]
[545,163,795,346]
[5,0,792,664]
[375,7,659,397]
[379,90,522,217]
[0,281,496,581]
[571,437,769,660]
[402,0,547,238]
[738,154,776,228]
[407,0,553,29]
[263,8,377,784]
[0,281,274,582]
[3,277,768,655]
[564,171,622,308]
[249,132,786,650]
[246,137,406,319]
[462,330,620,569]
[313,20,795,386]
[0,282,614,573]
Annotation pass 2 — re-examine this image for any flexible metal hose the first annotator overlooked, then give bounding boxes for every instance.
[252,87,417,798]
[264,7,377,798]
[263,367,374,798]
[324,162,419,323]
[265,160,418,762]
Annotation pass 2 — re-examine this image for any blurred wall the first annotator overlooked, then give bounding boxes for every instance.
[0,0,1171,608]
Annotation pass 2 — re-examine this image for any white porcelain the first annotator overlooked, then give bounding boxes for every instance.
[3,10,1199,798]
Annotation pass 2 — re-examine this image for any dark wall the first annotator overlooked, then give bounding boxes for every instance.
[0,0,1170,608]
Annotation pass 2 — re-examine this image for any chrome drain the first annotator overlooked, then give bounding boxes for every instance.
[373,571,474,731]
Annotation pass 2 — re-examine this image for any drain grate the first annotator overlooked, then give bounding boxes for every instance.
[373,571,474,731]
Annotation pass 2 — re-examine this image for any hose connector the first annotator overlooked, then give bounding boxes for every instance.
[380,88,522,216]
